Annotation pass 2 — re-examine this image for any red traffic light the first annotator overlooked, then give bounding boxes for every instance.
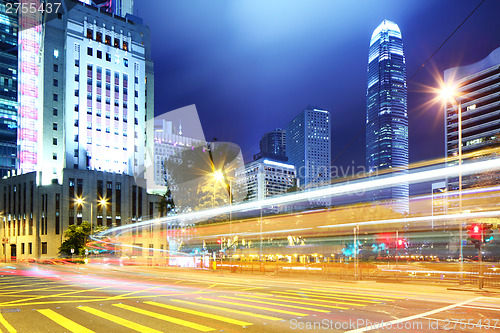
[467,223,483,244]
[216,239,222,244]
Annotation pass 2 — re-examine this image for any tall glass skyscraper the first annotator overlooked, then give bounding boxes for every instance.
[0,0,18,177]
[286,106,331,190]
[366,20,409,214]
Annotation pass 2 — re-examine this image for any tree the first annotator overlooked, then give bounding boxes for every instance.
[59,222,91,256]
[157,187,175,217]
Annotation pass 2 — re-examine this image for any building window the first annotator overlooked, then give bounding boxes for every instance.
[53,64,58,72]
[75,89,79,97]
[105,35,111,45]
[53,153,57,160]
[114,38,119,48]
[123,41,128,51]
[42,242,47,254]
[97,50,102,59]
[87,47,93,56]
[86,28,93,39]
[75,74,79,82]
[53,138,57,145]
[53,108,58,116]
[96,31,102,43]
[134,76,138,84]
[28,243,32,254]
[53,79,58,87]
[75,59,79,67]
[53,123,58,130]
[74,104,79,112]
[106,53,111,62]
[53,49,59,58]
[53,94,58,101]
[124,58,128,67]
[87,64,92,71]
[74,149,79,157]
[74,135,78,142]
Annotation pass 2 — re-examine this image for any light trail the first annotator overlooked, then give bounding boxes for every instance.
[98,156,500,238]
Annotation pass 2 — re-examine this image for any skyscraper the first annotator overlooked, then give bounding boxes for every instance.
[255,129,287,162]
[444,46,500,211]
[366,20,409,214]
[17,1,154,185]
[0,0,18,177]
[286,106,331,190]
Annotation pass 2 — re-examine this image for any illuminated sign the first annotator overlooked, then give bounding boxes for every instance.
[18,0,42,173]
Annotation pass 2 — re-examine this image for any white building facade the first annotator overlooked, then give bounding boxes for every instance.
[237,158,296,201]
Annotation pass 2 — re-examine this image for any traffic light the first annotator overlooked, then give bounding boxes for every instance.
[395,238,407,248]
[216,239,222,244]
[483,223,494,243]
[467,223,483,249]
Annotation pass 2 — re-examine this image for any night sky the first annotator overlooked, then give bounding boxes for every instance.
[136,0,500,170]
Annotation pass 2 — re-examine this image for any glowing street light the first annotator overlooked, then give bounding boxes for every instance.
[213,170,224,182]
[440,84,464,283]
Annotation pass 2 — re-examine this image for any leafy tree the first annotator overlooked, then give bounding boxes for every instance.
[59,222,91,256]
[59,222,109,256]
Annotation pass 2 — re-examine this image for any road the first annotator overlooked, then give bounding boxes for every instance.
[0,263,499,332]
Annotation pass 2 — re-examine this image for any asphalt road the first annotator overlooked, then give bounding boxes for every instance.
[0,263,499,332]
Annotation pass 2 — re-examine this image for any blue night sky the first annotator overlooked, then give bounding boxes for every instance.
[136,0,500,170]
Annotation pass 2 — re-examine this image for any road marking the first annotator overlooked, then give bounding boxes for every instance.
[345,297,483,333]
[236,294,356,308]
[290,290,395,302]
[220,295,335,312]
[460,305,500,312]
[78,306,162,333]
[145,301,252,326]
[274,291,381,303]
[0,313,16,333]
[301,288,405,299]
[37,309,95,333]
[170,299,282,321]
[197,297,309,316]
[113,303,215,332]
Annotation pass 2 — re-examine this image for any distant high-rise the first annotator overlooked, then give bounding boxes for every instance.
[366,20,409,213]
[286,107,331,189]
[255,129,287,162]
[0,0,18,177]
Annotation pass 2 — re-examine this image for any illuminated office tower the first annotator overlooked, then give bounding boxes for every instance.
[0,1,157,260]
[254,129,287,162]
[237,158,296,201]
[444,46,500,211]
[17,1,154,185]
[0,0,18,177]
[286,106,331,190]
[366,20,409,214]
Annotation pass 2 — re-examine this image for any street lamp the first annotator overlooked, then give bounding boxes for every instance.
[440,85,464,283]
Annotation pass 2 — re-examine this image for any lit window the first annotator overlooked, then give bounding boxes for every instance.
[53,49,59,58]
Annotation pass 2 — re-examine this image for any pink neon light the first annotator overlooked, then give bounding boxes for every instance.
[20,106,38,119]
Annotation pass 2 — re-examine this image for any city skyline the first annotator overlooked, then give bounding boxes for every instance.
[136,0,500,169]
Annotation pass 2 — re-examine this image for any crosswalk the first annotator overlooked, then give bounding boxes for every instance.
[0,288,403,332]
